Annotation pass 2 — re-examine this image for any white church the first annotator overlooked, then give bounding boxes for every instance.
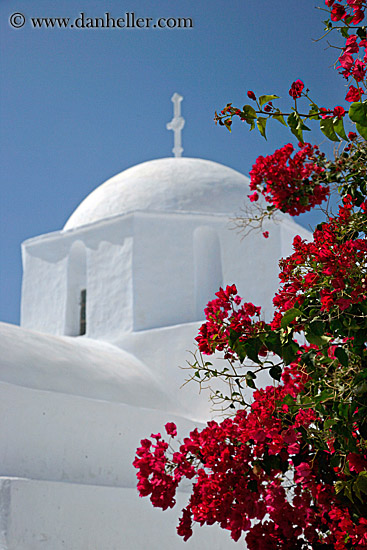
[0,95,311,549]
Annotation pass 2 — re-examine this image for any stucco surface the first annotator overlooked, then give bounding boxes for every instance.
[0,479,240,550]
[0,322,181,413]
[63,157,251,230]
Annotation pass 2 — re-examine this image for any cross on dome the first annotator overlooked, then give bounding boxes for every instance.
[166,92,185,158]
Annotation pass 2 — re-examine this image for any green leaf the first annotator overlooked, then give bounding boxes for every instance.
[280,308,302,329]
[269,365,282,382]
[353,480,364,504]
[345,481,354,504]
[287,112,305,143]
[299,121,311,131]
[228,329,240,347]
[290,126,304,142]
[242,104,257,119]
[333,117,348,141]
[357,26,367,40]
[264,332,282,356]
[305,331,331,347]
[272,108,287,126]
[308,320,324,337]
[344,15,354,25]
[259,94,279,108]
[308,103,320,120]
[245,371,257,389]
[256,117,267,139]
[288,114,309,132]
[324,20,332,31]
[282,341,299,365]
[355,471,367,495]
[335,347,349,367]
[320,118,340,142]
[324,418,336,430]
[341,26,350,38]
[349,102,367,126]
[301,349,317,368]
[287,112,299,129]
[315,389,333,404]
[356,122,367,140]
[242,105,257,131]
[244,337,263,364]
[338,402,351,420]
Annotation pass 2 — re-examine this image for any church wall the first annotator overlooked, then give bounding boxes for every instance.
[0,379,201,488]
[86,236,134,339]
[130,211,290,332]
[219,215,312,321]
[0,479,239,550]
[20,210,312,340]
[21,216,135,338]
[132,213,195,330]
[21,247,69,335]
[193,226,223,319]
[132,212,229,331]
[219,222,282,321]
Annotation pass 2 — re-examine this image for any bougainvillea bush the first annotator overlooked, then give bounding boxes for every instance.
[134,2,367,548]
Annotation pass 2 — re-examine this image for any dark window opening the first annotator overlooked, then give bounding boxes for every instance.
[79,289,86,336]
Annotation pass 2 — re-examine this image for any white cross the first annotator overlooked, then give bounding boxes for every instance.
[166,93,185,158]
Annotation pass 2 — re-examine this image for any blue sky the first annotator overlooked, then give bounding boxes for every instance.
[1,0,346,325]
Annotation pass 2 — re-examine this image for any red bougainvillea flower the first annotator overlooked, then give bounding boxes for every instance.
[249,142,328,216]
[165,423,177,437]
[333,106,346,119]
[135,351,367,549]
[348,131,357,140]
[193,284,263,359]
[331,2,347,21]
[351,7,365,24]
[344,34,359,54]
[273,196,367,319]
[338,51,354,75]
[288,79,305,99]
[247,91,256,101]
[352,58,367,81]
[345,84,364,102]
[249,191,259,202]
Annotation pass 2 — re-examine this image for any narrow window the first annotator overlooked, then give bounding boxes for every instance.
[65,240,87,336]
[79,289,86,336]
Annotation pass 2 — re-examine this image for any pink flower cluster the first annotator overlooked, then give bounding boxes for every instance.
[326,1,367,101]
[134,361,367,548]
[326,0,366,25]
[288,79,304,99]
[249,142,328,216]
[272,195,367,323]
[194,284,264,359]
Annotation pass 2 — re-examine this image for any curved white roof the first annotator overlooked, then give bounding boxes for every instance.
[64,157,250,230]
[0,322,182,413]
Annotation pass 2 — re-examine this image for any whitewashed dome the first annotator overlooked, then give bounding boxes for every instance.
[64,157,250,230]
